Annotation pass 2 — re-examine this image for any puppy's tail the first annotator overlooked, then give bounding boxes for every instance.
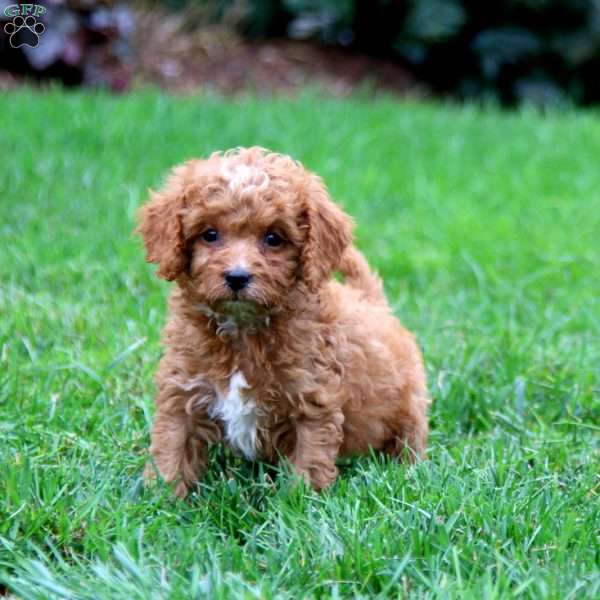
[338,246,386,303]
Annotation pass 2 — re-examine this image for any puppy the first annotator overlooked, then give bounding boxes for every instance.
[137,147,428,497]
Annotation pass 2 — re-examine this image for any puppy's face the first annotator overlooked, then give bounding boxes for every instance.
[137,148,352,317]
[182,167,304,311]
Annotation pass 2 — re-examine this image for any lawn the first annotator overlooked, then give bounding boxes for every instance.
[0,89,599,599]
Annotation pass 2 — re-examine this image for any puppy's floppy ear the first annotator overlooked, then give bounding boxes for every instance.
[300,174,353,292]
[136,164,190,281]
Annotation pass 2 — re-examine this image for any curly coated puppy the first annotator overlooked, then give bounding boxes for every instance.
[137,147,428,497]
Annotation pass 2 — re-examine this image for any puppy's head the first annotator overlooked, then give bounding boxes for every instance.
[136,147,352,316]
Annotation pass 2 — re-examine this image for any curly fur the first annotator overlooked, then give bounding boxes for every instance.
[137,147,429,496]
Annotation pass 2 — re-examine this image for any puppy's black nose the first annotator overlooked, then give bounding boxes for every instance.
[224,268,252,291]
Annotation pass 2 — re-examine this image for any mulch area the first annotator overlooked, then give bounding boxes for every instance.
[135,37,418,97]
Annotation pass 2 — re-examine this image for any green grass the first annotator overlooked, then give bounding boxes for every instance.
[1,88,599,599]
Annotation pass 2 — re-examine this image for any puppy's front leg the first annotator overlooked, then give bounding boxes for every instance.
[290,409,344,490]
[147,393,221,497]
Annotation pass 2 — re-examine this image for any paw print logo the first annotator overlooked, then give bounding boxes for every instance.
[4,15,45,49]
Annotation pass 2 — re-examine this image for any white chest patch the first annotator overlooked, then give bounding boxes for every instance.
[208,372,261,460]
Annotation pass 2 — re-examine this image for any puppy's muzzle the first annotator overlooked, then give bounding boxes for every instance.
[224,268,252,292]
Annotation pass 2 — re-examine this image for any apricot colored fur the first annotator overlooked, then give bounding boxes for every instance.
[137,147,429,497]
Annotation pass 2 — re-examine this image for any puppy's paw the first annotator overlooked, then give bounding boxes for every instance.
[143,461,190,498]
[294,463,338,491]
[174,480,189,498]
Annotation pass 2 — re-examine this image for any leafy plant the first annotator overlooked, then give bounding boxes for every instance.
[237,0,600,105]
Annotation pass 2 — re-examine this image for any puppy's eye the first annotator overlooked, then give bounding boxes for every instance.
[201,229,219,243]
[264,231,284,247]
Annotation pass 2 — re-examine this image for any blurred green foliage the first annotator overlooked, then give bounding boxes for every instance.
[181,0,600,105]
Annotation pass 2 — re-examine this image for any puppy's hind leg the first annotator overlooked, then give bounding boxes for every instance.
[382,394,429,463]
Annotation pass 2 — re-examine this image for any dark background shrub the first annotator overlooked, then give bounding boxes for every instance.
[235,0,600,105]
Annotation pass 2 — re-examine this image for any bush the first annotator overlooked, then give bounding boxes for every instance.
[238,0,600,105]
